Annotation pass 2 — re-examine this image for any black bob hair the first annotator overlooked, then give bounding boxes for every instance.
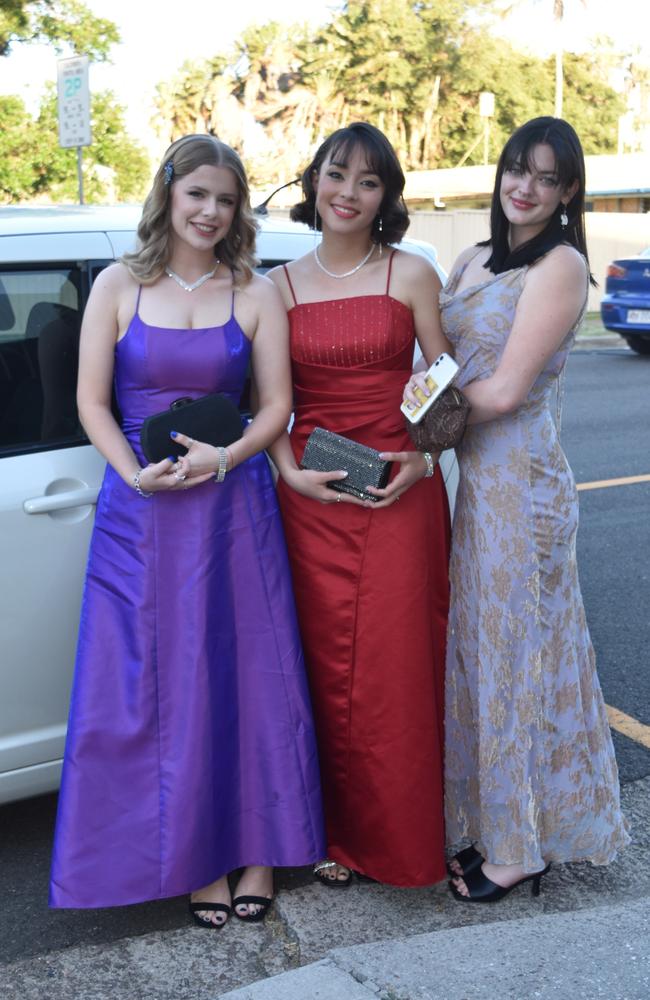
[290,122,410,246]
[482,116,595,285]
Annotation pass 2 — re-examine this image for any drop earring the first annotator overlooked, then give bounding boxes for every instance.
[560,204,568,229]
[377,216,383,257]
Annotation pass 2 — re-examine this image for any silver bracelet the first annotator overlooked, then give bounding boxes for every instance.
[423,452,435,478]
[133,469,153,498]
[213,447,228,484]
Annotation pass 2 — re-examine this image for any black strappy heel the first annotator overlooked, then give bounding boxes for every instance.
[232,894,273,923]
[449,863,551,903]
[189,900,231,928]
[446,844,484,879]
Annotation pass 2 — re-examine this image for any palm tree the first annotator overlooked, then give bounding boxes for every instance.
[550,0,588,117]
[497,0,588,117]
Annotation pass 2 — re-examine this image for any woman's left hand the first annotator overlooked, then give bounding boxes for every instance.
[169,430,232,483]
[363,450,433,508]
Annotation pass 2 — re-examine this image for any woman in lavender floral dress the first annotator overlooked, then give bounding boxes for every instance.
[405,117,629,903]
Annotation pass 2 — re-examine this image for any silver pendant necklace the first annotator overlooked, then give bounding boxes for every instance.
[314,243,375,279]
[165,261,219,292]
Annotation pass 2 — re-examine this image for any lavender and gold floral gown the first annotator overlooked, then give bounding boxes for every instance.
[442,252,629,871]
[50,288,324,908]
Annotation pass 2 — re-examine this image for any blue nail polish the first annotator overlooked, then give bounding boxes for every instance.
[167,456,176,463]
[170,430,178,438]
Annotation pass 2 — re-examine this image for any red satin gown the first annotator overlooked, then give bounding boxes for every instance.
[277,253,451,886]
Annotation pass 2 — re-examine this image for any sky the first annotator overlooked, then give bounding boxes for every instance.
[0,0,646,150]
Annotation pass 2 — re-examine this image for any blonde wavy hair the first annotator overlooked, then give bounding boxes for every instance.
[123,134,258,285]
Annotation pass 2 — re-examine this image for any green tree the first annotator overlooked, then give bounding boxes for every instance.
[0,0,118,60]
[488,0,589,117]
[151,0,624,183]
[0,94,43,199]
[0,86,150,203]
[35,86,150,201]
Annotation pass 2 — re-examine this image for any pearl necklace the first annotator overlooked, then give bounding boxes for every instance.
[314,243,375,279]
[165,262,219,292]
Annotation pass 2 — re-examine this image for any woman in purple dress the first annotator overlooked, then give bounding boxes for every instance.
[49,134,325,927]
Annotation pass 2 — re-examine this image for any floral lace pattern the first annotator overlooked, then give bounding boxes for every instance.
[442,258,630,869]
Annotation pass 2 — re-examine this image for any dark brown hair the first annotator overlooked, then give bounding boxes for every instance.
[482,116,594,284]
[291,122,409,245]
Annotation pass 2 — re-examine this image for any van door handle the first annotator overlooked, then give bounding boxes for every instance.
[23,487,99,514]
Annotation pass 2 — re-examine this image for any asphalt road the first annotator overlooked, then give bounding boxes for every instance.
[1,346,649,972]
[561,347,650,783]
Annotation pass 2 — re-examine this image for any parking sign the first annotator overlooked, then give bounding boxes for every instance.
[57,56,91,148]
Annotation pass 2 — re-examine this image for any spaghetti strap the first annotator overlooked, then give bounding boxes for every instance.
[134,285,143,314]
[385,250,396,295]
[283,264,298,306]
[230,282,236,319]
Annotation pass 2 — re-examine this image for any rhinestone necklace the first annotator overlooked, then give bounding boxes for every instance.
[165,262,219,292]
[314,243,375,279]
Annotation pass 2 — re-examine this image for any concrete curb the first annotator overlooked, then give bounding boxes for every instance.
[218,898,650,1000]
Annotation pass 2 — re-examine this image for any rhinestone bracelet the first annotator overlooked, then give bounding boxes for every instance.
[133,469,154,498]
[214,447,228,484]
[423,452,435,478]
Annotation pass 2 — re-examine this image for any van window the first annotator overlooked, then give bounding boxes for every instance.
[0,266,84,455]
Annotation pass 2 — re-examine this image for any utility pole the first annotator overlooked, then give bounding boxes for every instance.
[479,92,495,166]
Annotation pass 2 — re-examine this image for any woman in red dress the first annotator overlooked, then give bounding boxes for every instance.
[269,123,450,887]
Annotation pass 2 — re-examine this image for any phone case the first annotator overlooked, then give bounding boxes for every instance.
[400,353,460,425]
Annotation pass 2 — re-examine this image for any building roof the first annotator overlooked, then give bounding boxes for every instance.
[404,153,649,203]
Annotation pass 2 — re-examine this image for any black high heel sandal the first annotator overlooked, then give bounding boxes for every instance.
[449,863,551,903]
[189,900,232,929]
[232,894,273,923]
[446,844,484,879]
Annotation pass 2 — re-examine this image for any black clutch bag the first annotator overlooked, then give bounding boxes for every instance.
[300,427,392,502]
[140,393,243,463]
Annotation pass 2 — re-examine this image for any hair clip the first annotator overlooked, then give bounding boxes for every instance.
[163,160,174,186]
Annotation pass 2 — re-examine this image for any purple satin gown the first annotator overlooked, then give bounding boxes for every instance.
[50,288,325,908]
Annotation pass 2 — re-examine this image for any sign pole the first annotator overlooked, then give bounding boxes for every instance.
[57,55,91,204]
[77,147,84,204]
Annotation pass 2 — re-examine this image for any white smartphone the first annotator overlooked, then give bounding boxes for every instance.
[400,352,460,425]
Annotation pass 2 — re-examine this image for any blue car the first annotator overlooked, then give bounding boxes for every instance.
[600,247,650,355]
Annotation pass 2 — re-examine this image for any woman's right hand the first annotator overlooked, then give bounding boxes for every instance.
[135,457,215,494]
[283,467,367,506]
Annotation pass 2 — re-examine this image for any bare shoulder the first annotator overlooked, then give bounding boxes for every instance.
[454,243,489,272]
[267,251,313,306]
[92,261,137,296]
[84,263,138,332]
[526,244,588,291]
[267,263,287,291]
[240,270,284,306]
[392,247,438,281]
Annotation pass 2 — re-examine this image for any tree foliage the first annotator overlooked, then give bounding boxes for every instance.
[0,86,150,204]
[0,0,119,60]
[152,0,624,186]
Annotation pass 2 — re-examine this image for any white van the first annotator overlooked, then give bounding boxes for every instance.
[0,205,457,805]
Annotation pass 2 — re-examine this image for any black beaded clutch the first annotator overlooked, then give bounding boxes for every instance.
[300,427,392,502]
[140,393,243,463]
